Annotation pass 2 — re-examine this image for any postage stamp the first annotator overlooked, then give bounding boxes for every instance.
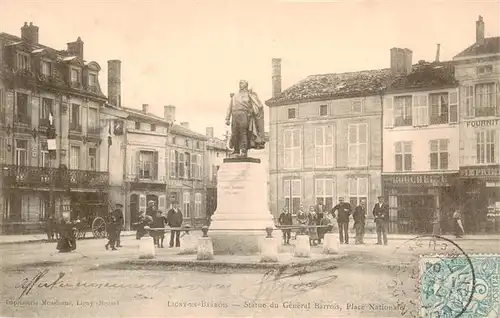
[419,254,500,318]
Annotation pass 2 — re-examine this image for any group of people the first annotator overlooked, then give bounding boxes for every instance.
[133,200,184,248]
[278,196,390,246]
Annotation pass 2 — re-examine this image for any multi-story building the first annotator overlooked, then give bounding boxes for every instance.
[454,16,500,233]
[165,106,208,227]
[204,127,228,220]
[0,23,110,233]
[265,58,392,228]
[382,51,460,234]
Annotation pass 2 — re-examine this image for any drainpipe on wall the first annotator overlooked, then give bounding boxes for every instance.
[123,120,129,230]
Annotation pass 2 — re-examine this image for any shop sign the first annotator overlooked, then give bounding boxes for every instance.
[383,174,455,186]
[465,118,500,128]
[460,166,500,178]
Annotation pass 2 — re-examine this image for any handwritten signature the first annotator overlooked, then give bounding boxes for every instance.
[14,269,231,300]
[238,265,338,301]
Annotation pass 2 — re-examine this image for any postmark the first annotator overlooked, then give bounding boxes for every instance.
[420,254,499,318]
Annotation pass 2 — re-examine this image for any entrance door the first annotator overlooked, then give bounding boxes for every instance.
[130,194,139,227]
[398,195,435,234]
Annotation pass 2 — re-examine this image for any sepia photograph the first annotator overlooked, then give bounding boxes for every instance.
[0,0,499,317]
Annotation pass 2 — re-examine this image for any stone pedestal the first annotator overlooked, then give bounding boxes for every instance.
[209,158,274,254]
[138,235,155,259]
[197,237,214,260]
[179,233,198,255]
[322,233,340,254]
[260,237,279,263]
[294,235,311,258]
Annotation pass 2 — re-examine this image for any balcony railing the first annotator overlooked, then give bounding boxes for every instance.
[1,165,109,189]
[70,123,82,132]
[430,114,449,125]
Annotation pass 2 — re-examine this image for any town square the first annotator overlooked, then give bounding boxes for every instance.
[0,1,499,317]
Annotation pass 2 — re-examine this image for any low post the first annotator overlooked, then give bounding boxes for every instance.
[179,225,197,255]
[323,224,340,254]
[294,225,311,258]
[197,226,214,260]
[138,226,155,259]
[260,227,278,263]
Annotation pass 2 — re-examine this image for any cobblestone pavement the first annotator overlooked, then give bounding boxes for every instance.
[1,235,499,318]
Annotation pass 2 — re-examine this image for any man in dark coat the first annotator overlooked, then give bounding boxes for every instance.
[167,202,183,248]
[373,196,389,245]
[146,201,156,219]
[152,210,167,248]
[278,206,293,245]
[353,199,367,244]
[105,215,118,251]
[331,197,352,244]
[112,204,124,247]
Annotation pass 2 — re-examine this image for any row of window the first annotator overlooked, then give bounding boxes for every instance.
[287,100,363,119]
[0,91,99,131]
[283,123,368,169]
[0,138,97,170]
[283,177,368,214]
[170,150,203,179]
[284,83,497,121]
[16,52,98,86]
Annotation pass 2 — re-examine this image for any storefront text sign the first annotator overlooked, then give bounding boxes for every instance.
[383,174,455,186]
[465,118,500,128]
[460,166,500,178]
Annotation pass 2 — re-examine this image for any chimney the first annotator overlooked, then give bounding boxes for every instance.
[67,37,84,59]
[21,22,39,44]
[142,104,149,113]
[164,105,176,123]
[390,48,413,75]
[476,15,485,44]
[272,58,282,98]
[107,60,121,107]
[206,127,214,138]
[435,44,441,62]
[180,122,189,129]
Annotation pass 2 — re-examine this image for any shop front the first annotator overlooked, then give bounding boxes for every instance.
[383,173,460,234]
[459,165,500,234]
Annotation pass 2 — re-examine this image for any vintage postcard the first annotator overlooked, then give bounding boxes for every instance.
[0,1,499,317]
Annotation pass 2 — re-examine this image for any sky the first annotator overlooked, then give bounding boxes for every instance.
[1,0,499,138]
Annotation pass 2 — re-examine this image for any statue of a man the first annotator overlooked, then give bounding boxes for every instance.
[225,80,266,157]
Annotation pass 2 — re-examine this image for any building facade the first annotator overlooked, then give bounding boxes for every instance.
[454,16,500,233]
[265,59,391,229]
[165,106,207,227]
[204,127,228,220]
[382,56,460,234]
[0,23,110,233]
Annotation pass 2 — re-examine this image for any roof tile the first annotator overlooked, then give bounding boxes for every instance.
[454,37,500,58]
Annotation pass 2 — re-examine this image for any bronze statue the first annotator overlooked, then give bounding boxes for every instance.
[225,80,265,157]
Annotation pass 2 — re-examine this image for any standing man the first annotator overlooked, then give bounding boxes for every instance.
[353,199,367,244]
[331,197,352,244]
[373,196,389,245]
[167,201,183,248]
[146,200,156,219]
[278,206,293,245]
[112,203,124,248]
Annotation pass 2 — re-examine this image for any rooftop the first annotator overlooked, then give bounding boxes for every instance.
[387,61,458,92]
[265,68,394,106]
[454,37,500,59]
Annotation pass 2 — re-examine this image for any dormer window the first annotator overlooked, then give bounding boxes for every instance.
[70,68,81,83]
[88,73,97,86]
[16,52,30,70]
[41,60,51,76]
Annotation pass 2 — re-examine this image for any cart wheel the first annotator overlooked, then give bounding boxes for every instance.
[92,217,106,239]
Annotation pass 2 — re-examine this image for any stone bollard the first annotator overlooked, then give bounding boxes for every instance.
[179,225,197,255]
[294,226,311,258]
[322,232,340,254]
[138,226,155,259]
[260,227,278,263]
[197,226,214,260]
